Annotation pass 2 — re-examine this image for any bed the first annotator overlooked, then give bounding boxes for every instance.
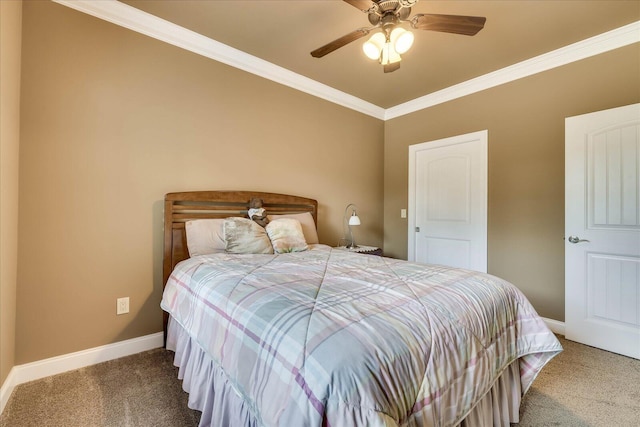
[161,190,562,427]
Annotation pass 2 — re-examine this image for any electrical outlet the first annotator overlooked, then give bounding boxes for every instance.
[116,297,129,315]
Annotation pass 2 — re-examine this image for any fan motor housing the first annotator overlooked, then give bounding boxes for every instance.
[368,1,412,25]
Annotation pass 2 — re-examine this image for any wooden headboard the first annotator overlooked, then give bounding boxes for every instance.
[162,191,317,340]
[163,191,318,288]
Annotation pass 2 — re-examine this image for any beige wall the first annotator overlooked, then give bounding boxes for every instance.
[1,0,23,386]
[384,44,640,321]
[8,0,640,369]
[16,2,383,364]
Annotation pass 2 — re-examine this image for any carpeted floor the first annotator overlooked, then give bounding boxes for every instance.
[516,336,640,427]
[0,348,201,427]
[1,335,638,426]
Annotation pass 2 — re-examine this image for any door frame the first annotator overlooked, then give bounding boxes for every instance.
[408,130,488,269]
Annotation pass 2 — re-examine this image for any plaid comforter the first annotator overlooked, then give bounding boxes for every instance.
[161,245,561,427]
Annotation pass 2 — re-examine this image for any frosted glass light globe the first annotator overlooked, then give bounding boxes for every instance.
[392,28,414,54]
[362,33,386,60]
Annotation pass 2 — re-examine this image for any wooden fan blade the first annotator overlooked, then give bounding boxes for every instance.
[411,14,486,36]
[383,62,401,73]
[310,28,371,58]
[343,0,377,13]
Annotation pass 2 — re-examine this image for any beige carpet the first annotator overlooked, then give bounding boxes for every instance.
[1,336,638,426]
[516,336,640,427]
[0,348,201,427]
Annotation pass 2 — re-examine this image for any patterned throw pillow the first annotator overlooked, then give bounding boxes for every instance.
[223,217,274,254]
[267,212,319,244]
[265,219,308,253]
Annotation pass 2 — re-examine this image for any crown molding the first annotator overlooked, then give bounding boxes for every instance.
[385,21,640,120]
[52,0,386,120]
[52,1,638,122]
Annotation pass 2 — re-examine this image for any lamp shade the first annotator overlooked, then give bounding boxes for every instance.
[362,33,385,60]
[380,42,401,65]
[348,212,361,226]
[392,28,414,54]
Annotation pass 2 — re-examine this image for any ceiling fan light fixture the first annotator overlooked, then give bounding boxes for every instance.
[363,27,413,68]
[311,0,486,72]
[362,32,385,60]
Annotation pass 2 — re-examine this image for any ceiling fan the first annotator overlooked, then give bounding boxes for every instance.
[311,0,486,73]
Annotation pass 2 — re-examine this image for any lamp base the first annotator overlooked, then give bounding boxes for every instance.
[345,244,359,249]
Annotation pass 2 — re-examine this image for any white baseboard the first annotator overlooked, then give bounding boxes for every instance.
[0,332,163,415]
[0,367,17,416]
[542,317,565,336]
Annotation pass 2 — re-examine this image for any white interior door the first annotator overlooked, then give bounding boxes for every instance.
[565,103,640,359]
[408,130,487,272]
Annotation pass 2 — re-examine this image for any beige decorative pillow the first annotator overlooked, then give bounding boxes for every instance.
[185,219,227,256]
[267,212,319,244]
[265,219,308,253]
[223,217,274,254]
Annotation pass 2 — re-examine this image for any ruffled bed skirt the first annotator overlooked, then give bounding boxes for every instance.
[167,316,522,427]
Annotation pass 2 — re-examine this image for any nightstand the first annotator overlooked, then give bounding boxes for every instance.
[334,245,383,256]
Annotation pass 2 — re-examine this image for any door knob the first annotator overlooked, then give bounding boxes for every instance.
[568,236,590,244]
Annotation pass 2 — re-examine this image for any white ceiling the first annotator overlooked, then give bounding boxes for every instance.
[56,0,640,118]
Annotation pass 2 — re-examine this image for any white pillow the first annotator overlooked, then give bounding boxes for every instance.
[267,212,319,244]
[266,219,308,253]
[185,219,226,256]
[223,217,274,254]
